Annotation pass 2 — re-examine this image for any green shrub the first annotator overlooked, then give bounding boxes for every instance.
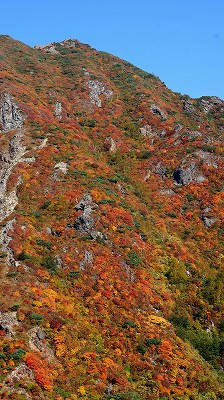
[17,250,31,261]
[42,255,57,273]
[122,320,137,329]
[127,252,142,266]
[12,349,26,360]
[30,313,44,321]
[145,338,161,346]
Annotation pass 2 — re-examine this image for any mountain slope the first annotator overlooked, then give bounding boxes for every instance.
[0,35,224,399]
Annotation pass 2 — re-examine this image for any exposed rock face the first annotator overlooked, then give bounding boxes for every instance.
[0,92,25,132]
[55,101,62,119]
[0,311,18,336]
[74,193,104,239]
[173,161,205,186]
[160,188,175,196]
[88,80,113,107]
[0,219,17,267]
[60,38,77,48]
[34,43,59,54]
[5,363,34,384]
[2,363,34,399]
[139,124,165,143]
[0,131,26,222]
[139,124,152,137]
[35,39,77,54]
[201,207,217,228]
[104,136,117,153]
[199,96,223,113]
[195,150,218,168]
[80,250,93,270]
[27,326,55,360]
[153,162,168,179]
[150,104,167,120]
[183,100,201,121]
[54,162,68,174]
[183,100,195,114]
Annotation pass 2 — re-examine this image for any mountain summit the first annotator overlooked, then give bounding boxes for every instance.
[0,35,224,399]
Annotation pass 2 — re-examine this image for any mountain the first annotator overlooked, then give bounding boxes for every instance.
[0,34,224,399]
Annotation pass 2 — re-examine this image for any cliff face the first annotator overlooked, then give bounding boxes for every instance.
[0,35,224,399]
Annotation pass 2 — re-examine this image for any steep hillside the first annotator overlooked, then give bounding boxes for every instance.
[0,35,224,399]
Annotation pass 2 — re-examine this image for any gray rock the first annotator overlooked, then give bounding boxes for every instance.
[173,161,205,186]
[150,104,167,120]
[183,100,201,121]
[74,193,104,240]
[183,100,195,114]
[201,207,217,228]
[55,255,62,268]
[0,219,17,267]
[0,92,25,132]
[153,162,167,179]
[0,311,18,336]
[199,96,223,113]
[55,101,62,119]
[46,227,52,234]
[27,326,54,360]
[0,131,26,222]
[88,80,113,107]
[160,188,175,196]
[139,124,152,136]
[54,161,68,174]
[80,250,93,270]
[34,43,59,54]
[195,150,218,168]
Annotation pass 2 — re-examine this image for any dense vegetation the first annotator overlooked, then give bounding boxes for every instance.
[0,35,224,399]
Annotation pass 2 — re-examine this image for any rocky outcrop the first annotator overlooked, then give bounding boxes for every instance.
[80,250,93,270]
[183,100,195,114]
[0,92,25,132]
[35,39,77,54]
[0,131,26,222]
[153,162,168,179]
[195,150,218,168]
[0,219,17,267]
[104,136,117,153]
[55,101,62,119]
[173,161,205,186]
[150,104,167,120]
[201,207,217,228]
[27,326,55,360]
[88,80,113,107]
[183,100,201,121]
[74,193,104,240]
[139,124,152,137]
[34,43,59,54]
[0,311,18,336]
[54,162,68,174]
[2,363,34,400]
[199,96,223,113]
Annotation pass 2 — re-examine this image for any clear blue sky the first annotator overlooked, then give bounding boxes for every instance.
[1,0,224,99]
